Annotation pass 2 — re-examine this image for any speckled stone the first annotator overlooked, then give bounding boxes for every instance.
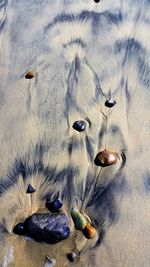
[72,120,86,132]
[24,213,70,244]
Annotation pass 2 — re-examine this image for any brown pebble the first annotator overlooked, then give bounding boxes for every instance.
[25,71,34,79]
[82,224,96,239]
[94,149,118,167]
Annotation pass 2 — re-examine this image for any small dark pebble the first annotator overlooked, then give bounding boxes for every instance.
[46,199,63,213]
[72,120,86,132]
[25,71,34,79]
[67,252,78,263]
[105,98,116,108]
[26,184,36,194]
[13,223,25,235]
[94,0,100,2]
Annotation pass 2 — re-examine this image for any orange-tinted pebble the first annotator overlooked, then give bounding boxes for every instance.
[25,71,34,79]
[82,224,96,239]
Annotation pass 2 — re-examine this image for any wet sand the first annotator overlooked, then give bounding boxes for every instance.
[0,0,150,266]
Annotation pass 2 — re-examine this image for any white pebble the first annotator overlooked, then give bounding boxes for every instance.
[44,255,56,267]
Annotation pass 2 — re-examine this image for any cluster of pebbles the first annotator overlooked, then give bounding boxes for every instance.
[71,208,96,239]
[13,198,70,244]
[15,70,119,264]
[13,190,97,264]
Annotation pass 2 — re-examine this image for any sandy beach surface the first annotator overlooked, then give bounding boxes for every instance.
[0,0,150,266]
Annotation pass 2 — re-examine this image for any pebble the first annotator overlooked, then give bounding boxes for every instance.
[71,208,87,231]
[44,255,56,267]
[67,252,78,263]
[72,120,86,132]
[82,224,96,239]
[94,149,118,167]
[105,98,116,108]
[26,184,36,194]
[13,223,26,235]
[25,71,34,79]
[24,213,70,244]
[46,199,62,213]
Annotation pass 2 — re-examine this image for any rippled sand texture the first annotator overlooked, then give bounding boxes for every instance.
[0,0,150,266]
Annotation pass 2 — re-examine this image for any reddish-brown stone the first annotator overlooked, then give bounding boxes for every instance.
[25,71,34,79]
[82,224,96,239]
[94,149,118,167]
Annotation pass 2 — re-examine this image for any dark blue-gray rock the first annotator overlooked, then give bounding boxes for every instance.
[24,213,70,244]
[13,223,26,235]
[105,98,116,108]
[67,252,78,263]
[45,199,62,213]
[26,184,36,194]
[72,120,86,132]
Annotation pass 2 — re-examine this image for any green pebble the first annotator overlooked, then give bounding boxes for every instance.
[71,208,87,231]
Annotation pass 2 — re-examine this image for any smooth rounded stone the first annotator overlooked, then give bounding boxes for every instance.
[105,98,116,108]
[13,223,26,235]
[24,213,70,244]
[45,199,62,213]
[82,224,96,239]
[67,252,78,263]
[71,208,87,231]
[25,71,34,79]
[26,184,36,194]
[94,149,118,167]
[72,120,86,132]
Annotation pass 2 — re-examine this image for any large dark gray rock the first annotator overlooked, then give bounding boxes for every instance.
[24,213,70,244]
